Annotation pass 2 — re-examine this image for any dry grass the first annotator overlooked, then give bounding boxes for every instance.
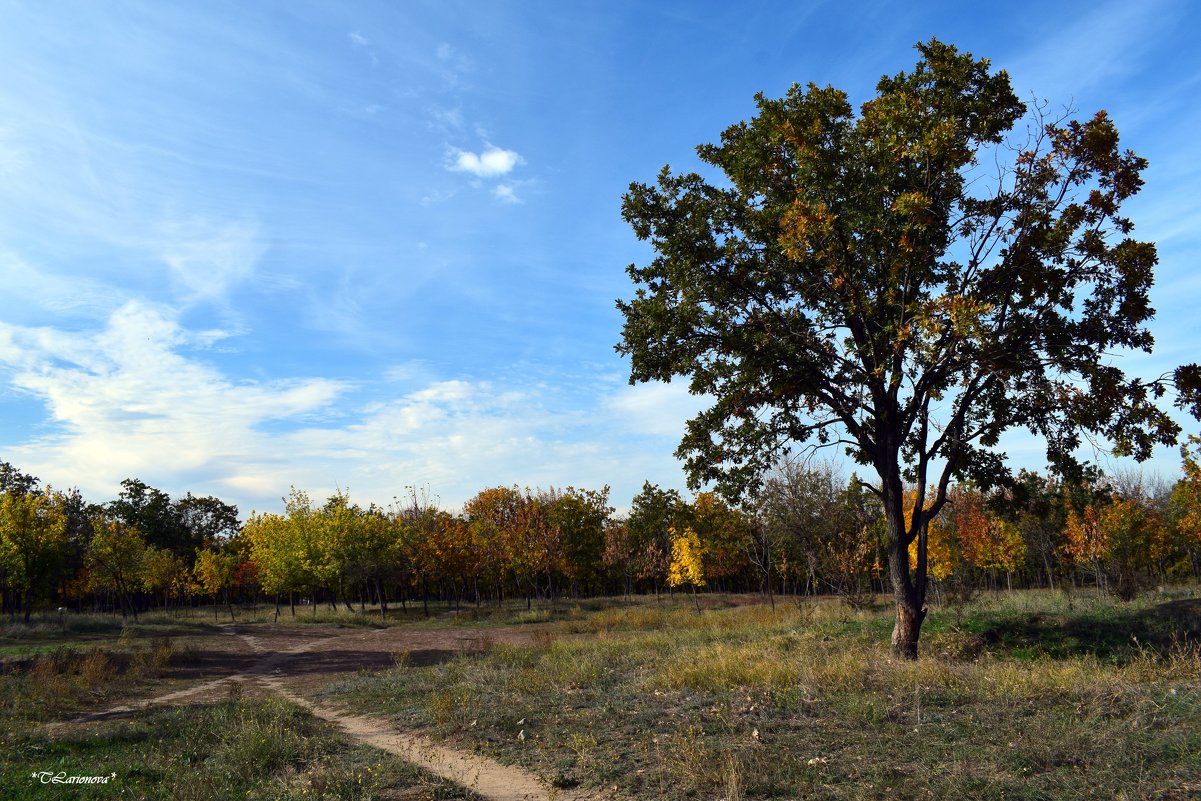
[327,589,1201,800]
[0,636,183,725]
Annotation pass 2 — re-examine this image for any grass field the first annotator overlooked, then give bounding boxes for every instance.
[2,589,1199,799]
[324,589,1201,800]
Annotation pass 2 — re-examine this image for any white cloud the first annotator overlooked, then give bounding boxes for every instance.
[448,145,521,178]
[604,380,710,438]
[0,301,347,504]
[492,184,521,204]
[348,32,370,47]
[0,306,699,514]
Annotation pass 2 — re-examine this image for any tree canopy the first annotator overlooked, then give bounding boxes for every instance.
[617,38,1199,657]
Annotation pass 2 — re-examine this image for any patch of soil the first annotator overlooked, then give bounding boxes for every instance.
[44,617,604,800]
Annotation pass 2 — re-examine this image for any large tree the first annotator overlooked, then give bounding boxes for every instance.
[617,39,1199,657]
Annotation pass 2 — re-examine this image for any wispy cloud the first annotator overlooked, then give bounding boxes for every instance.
[492,184,521,204]
[604,380,710,439]
[160,218,264,305]
[435,42,473,78]
[1001,0,1174,100]
[347,30,379,67]
[0,251,127,321]
[447,145,521,178]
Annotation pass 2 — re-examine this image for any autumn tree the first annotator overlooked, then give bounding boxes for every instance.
[625,482,687,594]
[1096,495,1164,600]
[194,545,240,621]
[666,526,705,610]
[464,486,524,606]
[318,491,371,612]
[616,39,1198,657]
[1063,472,1166,601]
[141,545,186,610]
[350,505,400,619]
[946,485,1026,588]
[602,517,636,596]
[688,492,752,589]
[754,459,882,601]
[997,470,1066,588]
[1162,441,1200,579]
[0,489,68,622]
[243,505,314,616]
[1176,438,1201,541]
[87,517,147,620]
[507,492,564,607]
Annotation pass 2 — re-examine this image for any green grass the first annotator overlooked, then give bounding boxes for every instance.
[0,695,478,801]
[325,589,1201,800]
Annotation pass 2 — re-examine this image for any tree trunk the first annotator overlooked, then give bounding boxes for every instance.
[884,475,927,660]
[891,600,925,659]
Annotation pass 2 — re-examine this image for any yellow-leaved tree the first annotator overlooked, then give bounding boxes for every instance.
[194,546,240,621]
[905,489,952,581]
[666,526,705,611]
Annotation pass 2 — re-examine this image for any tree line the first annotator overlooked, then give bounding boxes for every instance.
[2,442,1200,622]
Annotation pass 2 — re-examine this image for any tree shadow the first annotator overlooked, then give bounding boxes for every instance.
[973,598,1201,661]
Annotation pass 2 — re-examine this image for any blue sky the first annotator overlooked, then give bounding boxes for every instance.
[0,0,1198,515]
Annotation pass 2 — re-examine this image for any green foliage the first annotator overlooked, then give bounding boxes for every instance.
[243,511,302,597]
[0,490,69,622]
[545,486,613,592]
[192,547,238,598]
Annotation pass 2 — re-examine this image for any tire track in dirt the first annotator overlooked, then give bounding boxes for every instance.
[53,626,335,727]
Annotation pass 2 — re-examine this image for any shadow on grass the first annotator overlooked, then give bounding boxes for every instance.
[967,597,1201,660]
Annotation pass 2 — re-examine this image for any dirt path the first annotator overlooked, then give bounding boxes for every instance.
[58,621,612,801]
[258,671,605,801]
